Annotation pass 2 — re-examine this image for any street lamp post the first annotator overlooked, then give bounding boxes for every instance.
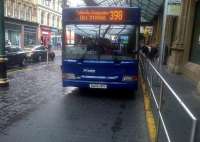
[159,0,168,68]
[0,0,9,87]
[62,0,68,61]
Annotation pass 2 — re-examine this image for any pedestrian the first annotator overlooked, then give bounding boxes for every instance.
[141,43,158,61]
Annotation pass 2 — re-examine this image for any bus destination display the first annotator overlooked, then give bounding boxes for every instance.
[63,7,140,25]
[77,9,124,22]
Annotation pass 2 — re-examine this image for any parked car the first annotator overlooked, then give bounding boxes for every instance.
[24,45,55,62]
[6,46,27,67]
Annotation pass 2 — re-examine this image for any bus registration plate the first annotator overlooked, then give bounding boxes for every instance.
[89,84,107,89]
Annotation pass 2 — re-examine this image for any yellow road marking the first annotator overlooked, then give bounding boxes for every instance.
[139,76,157,142]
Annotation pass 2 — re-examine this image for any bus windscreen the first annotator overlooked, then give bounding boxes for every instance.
[63,24,136,61]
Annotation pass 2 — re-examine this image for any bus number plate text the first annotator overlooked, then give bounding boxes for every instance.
[89,84,107,89]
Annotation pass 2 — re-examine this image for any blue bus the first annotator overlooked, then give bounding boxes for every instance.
[62,7,140,91]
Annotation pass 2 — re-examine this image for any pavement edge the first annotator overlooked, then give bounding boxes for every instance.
[139,76,156,142]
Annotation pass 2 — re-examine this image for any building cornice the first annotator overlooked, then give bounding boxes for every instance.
[16,0,37,8]
[4,16,39,26]
[37,4,62,16]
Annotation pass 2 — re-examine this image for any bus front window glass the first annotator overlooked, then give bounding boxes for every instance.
[63,24,135,60]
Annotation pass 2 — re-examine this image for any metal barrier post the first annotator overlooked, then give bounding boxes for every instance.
[159,0,168,68]
[190,119,197,142]
[146,60,149,80]
[139,53,197,142]
[150,67,153,88]
[156,81,164,142]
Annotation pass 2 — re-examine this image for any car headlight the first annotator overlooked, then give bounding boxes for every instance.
[62,73,76,80]
[122,75,138,81]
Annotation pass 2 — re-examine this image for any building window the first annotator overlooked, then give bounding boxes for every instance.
[26,7,31,21]
[47,14,50,26]
[190,2,200,64]
[53,0,56,9]
[52,16,55,27]
[7,0,13,17]
[8,30,20,46]
[14,2,19,18]
[24,26,37,46]
[28,7,32,21]
[4,0,7,16]
[41,11,45,25]
[57,17,60,28]
[20,5,26,20]
[32,8,37,22]
[42,0,45,5]
[57,0,60,11]
[45,0,50,6]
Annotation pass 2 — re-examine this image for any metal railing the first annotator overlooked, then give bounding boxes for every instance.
[139,53,197,142]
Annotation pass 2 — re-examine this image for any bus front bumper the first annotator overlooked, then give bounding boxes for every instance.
[63,80,138,91]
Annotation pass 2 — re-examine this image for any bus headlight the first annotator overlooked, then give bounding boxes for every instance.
[62,73,76,80]
[122,76,138,81]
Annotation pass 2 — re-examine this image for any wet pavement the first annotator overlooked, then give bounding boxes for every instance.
[0,52,149,142]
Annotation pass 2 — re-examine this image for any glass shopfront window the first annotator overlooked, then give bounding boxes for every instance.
[190,2,200,64]
[8,30,20,46]
[24,32,36,46]
[24,26,37,46]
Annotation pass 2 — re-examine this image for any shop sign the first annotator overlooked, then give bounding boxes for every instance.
[42,31,49,35]
[167,0,181,16]
[41,26,51,32]
[24,26,37,33]
[51,28,58,33]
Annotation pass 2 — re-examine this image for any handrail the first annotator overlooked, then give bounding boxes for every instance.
[139,53,197,142]
[148,59,197,121]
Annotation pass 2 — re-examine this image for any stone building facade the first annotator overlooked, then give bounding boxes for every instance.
[4,0,38,47]
[37,0,62,47]
[4,0,62,48]
[151,0,200,93]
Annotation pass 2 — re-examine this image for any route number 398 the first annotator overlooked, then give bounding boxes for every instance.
[110,10,123,21]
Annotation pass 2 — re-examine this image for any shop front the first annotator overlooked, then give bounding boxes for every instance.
[4,17,39,48]
[40,26,51,47]
[5,22,21,46]
[51,28,61,48]
[24,25,37,46]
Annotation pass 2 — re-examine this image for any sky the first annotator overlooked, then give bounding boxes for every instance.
[68,0,86,7]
